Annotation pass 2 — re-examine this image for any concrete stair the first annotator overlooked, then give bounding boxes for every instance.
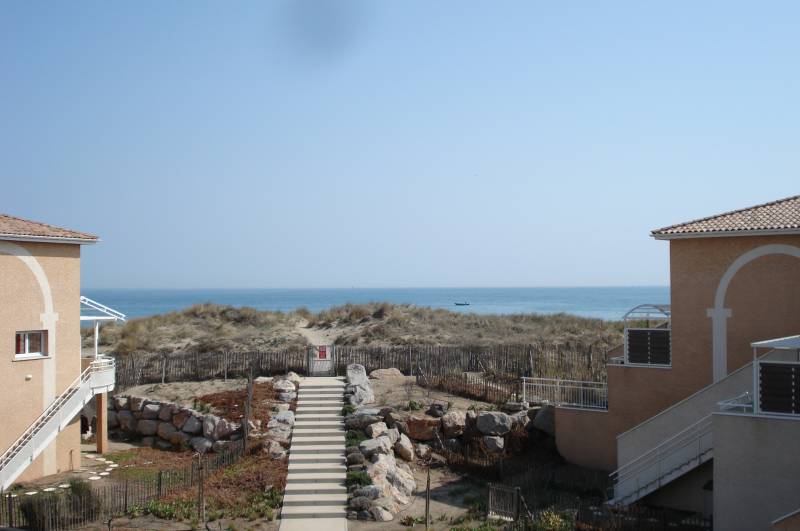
[279,376,348,531]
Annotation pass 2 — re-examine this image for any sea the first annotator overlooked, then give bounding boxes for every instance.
[82,287,669,322]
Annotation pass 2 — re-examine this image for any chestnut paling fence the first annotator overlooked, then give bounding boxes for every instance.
[113,343,608,391]
[0,439,246,531]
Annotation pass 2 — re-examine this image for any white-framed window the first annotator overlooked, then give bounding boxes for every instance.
[15,331,48,360]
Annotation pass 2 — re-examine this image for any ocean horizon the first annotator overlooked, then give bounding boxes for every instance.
[83,287,669,321]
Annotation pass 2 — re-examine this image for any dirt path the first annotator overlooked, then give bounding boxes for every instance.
[294,318,342,345]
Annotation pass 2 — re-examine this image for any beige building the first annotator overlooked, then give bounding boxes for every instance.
[524,195,800,529]
[0,214,121,489]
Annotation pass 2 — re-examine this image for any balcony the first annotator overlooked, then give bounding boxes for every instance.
[521,377,608,410]
[616,304,671,367]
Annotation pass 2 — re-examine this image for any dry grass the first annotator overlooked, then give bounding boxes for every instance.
[87,302,623,354]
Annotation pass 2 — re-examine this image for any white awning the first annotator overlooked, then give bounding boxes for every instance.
[751,335,800,350]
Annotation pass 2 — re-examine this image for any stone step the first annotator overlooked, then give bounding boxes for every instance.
[288,454,345,465]
[288,462,346,474]
[289,445,347,454]
[286,472,347,484]
[294,415,342,422]
[298,389,345,395]
[282,492,348,506]
[293,429,345,437]
[291,436,344,446]
[280,505,348,519]
[293,420,343,427]
[284,482,347,495]
[278,517,348,531]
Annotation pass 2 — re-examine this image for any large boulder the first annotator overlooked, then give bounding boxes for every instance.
[347,364,369,387]
[113,396,129,410]
[359,436,393,458]
[141,403,161,420]
[157,421,177,441]
[137,419,158,436]
[278,391,297,403]
[129,397,145,412]
[394,434,414,461]
[366,422,388,439]
[368,368,404,380]
[367,453,416,507]
[464,410,479,437]
[268,411,295,429]
[510,410,530,430]
[385,428,400,445]
[476,412,513,436]
[404,415,440,441]
[483,435,505,454]
[158,404,175,422]
[347,385,375,406]
[533,405,555,437]
[345,414,381,430]
[117,410,135,431]
[273,380,296,393]
[171,409,191,430]
[169,431,191,448]
[264,440,286,459]
[190,436,213,453]
[203,415,220,439]
[182,415,203,435]
[441,410,466,438]
[107,410,119,430]
[213,418,238,440]
[371,506,394,522]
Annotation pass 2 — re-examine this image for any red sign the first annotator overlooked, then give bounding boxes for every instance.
[318,346,327,359]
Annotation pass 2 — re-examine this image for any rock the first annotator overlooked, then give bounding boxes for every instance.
[265,440,286,459]
[213,418,238,440]
[357,510,371,520]
[367,453,416,507]
[441,410,466,438]
[278,392,297,402]
[157,422,177,441]
[405,415,440,441]
[190,436,213,453]
[247,419,262,434]
[117,410,135,431]
[426,403,446,418]
[113,396,129,410]
[353,485,381,499]
[371,506,394,521]
[347,452,366,465]
[182,415,203,435]
[372,496,399,514]
[368,368,404,380]
[476,411,513,436]
[346,445,360,455]
[378,407,395,419]
[347,364,369,387]
[385,411,409,430]
[285,371,302,385]
[345,414,381,430]
[141,403,161,420]
[254,376,272,384]
[349,496,372,511]
[347,511,357,520]
[107,409,119,429]
[158,404,175,422]
[359,436,393,457]
[169,431,191,448]
[511,410,530,430]
[347,386,375,406]
[356,407,380,416]
[265,432,290,447]
[533,405,555,437]
[271,411,295,427]
[273,380,296,393]
[502,401,526,412]
[366,422,388,438]
[212,440,230,453]
[348,464,366,473]
[137,419,158,436]
[202,415,219,439]
[483,435,505,453]
[171,409,191,430]
[415,443,431,460]
[141,436,155,447]
[527,406,542,422]
[385,428,400,445]
[271,403,290,412]
[394,434,414,461]
[129,397,145,412]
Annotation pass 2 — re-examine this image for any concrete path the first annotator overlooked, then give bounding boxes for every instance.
[279,376,348,531]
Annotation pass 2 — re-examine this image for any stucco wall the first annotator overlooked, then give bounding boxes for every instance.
[556,234,800,472]
[714,413,800,531]
[0,241,82,481]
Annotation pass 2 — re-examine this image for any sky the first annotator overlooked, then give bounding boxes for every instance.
[2,1,798,289]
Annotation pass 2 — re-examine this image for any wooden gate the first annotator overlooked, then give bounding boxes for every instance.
[307,345,334,376]
[487,483,520,521]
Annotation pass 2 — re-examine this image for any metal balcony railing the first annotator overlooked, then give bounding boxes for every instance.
[521,377,608,410]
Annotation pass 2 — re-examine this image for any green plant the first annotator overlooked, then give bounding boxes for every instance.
[346,470,372,487]
[341,404,357,416]
[400,514,425,526]
[406,400,422,411]
[533,509,575,531]
[19,480,103,530]
[345,429,367,447]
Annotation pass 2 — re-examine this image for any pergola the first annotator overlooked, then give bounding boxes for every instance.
[80,296,126,358]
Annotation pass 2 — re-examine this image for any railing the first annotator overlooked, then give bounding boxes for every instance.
[717,391,753,413]
[521,377,608,410]
[0,357,115,491]
[609,414,712,505]
[624,328,671,366]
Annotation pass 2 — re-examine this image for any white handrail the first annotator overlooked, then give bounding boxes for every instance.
[521,377,608,409]
[80,296,126,321]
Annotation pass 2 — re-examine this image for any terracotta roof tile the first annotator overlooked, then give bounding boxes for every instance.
[0,213,98,243]
[652,195,800,238]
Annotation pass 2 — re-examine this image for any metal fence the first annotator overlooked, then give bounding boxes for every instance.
[521,377,608,409]
[0,440,246,530]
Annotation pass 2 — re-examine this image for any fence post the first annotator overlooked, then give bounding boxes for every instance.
[161,354,167,384]
[124,479,129,514]
[6,492,13,528]
[157,470,163,498]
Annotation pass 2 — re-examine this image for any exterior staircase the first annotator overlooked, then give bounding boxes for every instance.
[609,348,784,506]
[280,376,348,531]
[0,356,115,491]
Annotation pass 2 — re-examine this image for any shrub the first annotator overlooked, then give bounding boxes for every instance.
[345,470,372,488]
[345,429,367,447]
[533,509,575,531]
[19,479,102,530]
[341,404,357,416]
[406,400,422,411]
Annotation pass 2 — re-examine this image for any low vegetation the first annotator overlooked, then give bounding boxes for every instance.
[86,302,623,354]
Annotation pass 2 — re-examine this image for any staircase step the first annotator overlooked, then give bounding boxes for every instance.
[288,455,345,465]
[280,504,348,519]
[289,445,348,454]
[282,492,348,506]
[284,482,347,495]
[286,472,346,483]
[288,463,346,473]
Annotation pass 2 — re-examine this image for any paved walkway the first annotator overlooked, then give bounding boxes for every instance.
[279,376,348,531]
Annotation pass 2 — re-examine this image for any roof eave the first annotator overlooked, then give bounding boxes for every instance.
[651,228,800,240]
[0,234,99,245]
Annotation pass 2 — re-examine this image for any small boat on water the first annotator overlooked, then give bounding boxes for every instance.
[454,302,470,306]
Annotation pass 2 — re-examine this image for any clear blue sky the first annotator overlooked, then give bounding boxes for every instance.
[2,1,797,289]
